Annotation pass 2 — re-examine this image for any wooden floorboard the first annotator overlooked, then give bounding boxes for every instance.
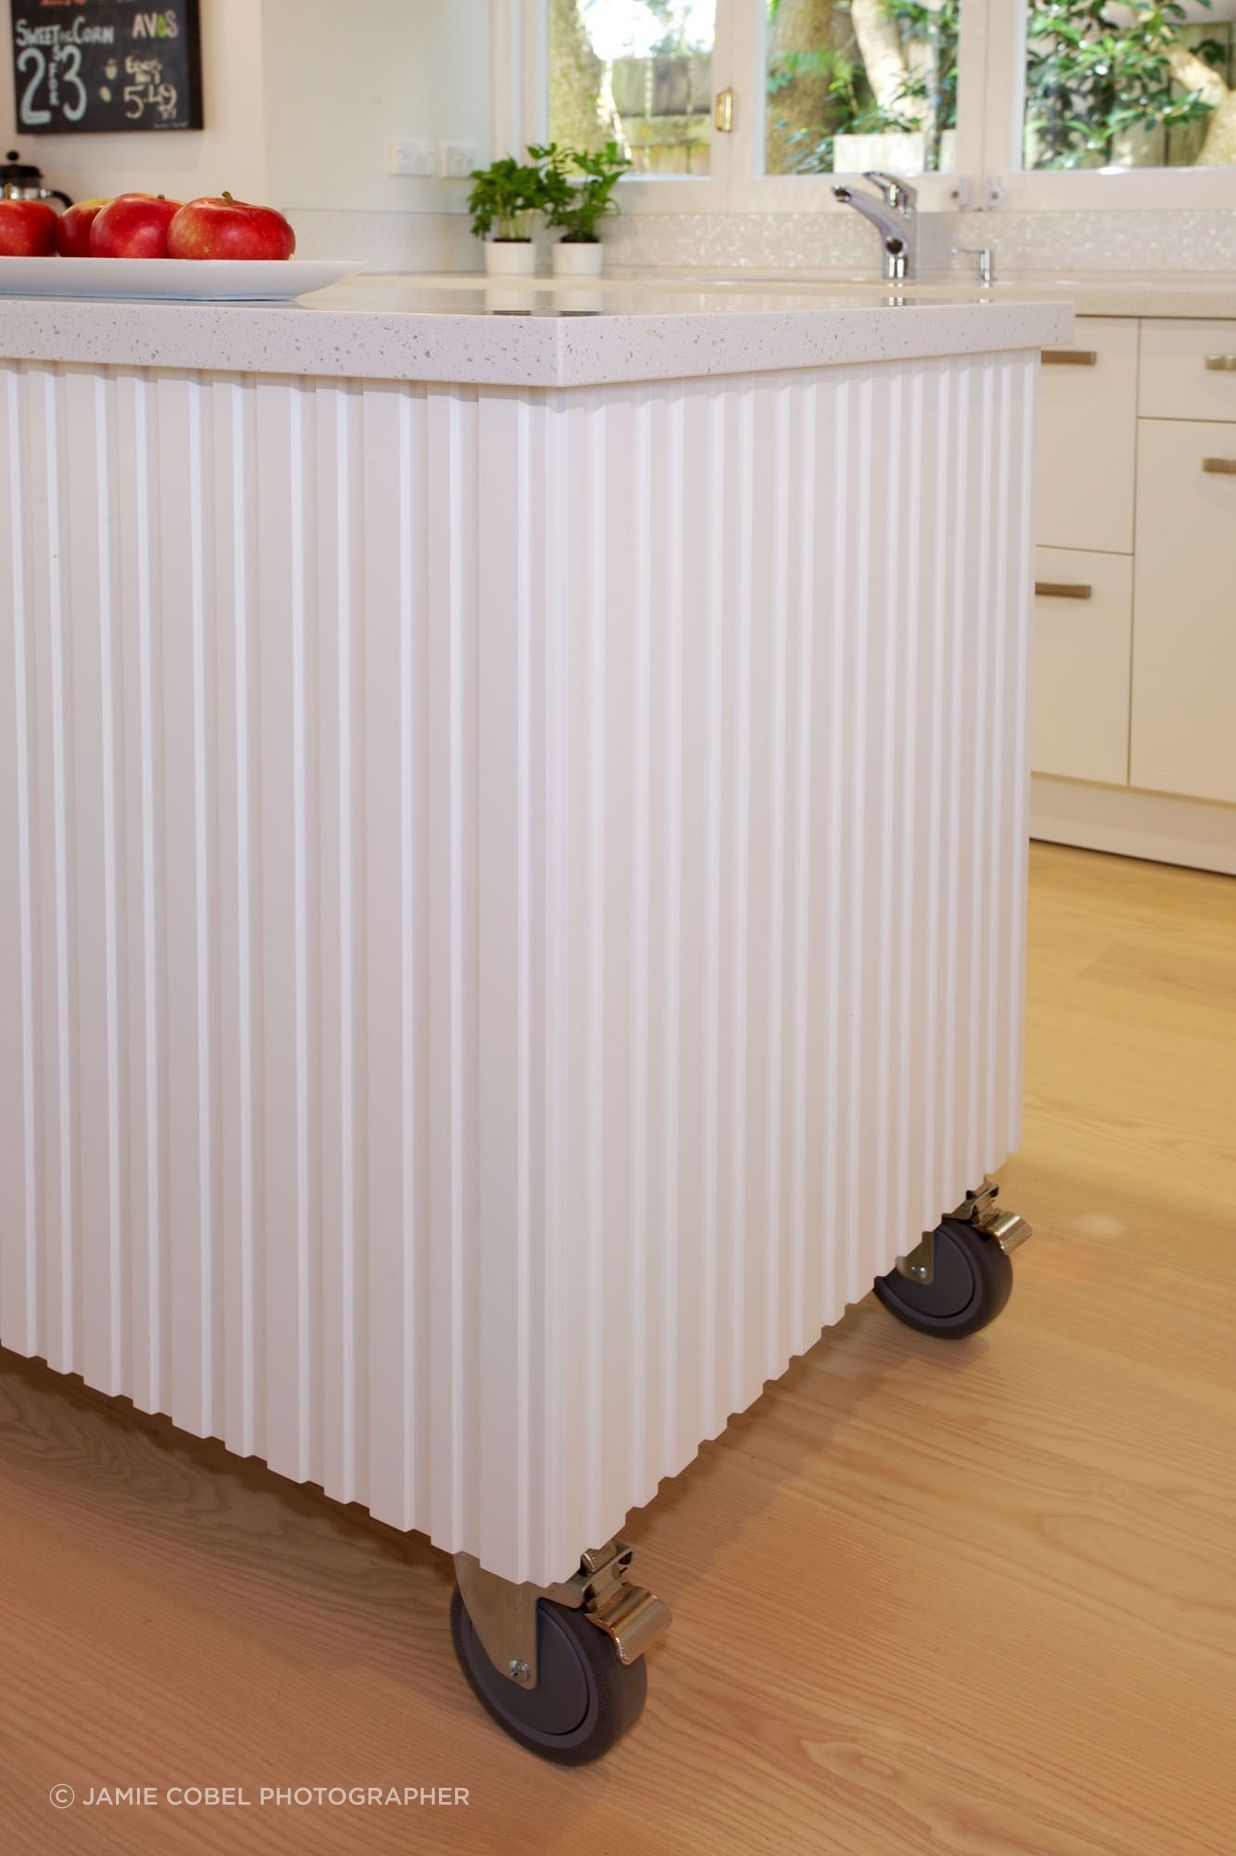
[1,842,1233,1855]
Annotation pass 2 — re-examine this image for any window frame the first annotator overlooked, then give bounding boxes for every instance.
[496,0,732,210]
[986,0,1236,210]
[501,0,1236,217]
[723,0,977,212]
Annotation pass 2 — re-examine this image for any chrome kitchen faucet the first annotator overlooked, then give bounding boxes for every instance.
[833,172,917,282]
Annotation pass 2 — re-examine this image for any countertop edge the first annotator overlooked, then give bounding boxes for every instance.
[0,296,1072,388]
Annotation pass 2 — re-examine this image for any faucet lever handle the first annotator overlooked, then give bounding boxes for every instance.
[864,170,917,212]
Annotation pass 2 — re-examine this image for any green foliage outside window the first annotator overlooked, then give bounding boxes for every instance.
[1026,0,1227,167]
[768,0,1234,174]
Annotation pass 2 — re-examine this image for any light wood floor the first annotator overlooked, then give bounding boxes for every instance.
[1,842,1233,1856]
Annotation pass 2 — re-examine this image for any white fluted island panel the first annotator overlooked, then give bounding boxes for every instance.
[1,345,1039,1583]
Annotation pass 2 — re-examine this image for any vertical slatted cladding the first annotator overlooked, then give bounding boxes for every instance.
[0,351,1037,1584]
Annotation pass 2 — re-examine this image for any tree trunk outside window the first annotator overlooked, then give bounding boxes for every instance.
[849,0,923,122]
[766,0,842,172]
[1168,44,1236,164]
[550,0,620,150]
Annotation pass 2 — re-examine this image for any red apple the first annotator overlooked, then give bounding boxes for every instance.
[167,193,295,262]
[55,197,110,258]
[0,198,59,257]
[90,193,182,259]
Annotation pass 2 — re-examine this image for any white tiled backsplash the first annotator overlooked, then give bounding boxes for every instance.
[952,209,1236,274]
[602,208,1236,274]
[289,205,1236,277]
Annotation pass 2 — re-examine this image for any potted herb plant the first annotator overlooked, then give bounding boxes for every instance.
[467,155,547,276]
[533,141,631,278]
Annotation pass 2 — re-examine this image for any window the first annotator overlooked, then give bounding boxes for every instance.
[549,1,718,174]
[1021,0,1236,173]
[764,0,960,177]
[513,0,1236,208]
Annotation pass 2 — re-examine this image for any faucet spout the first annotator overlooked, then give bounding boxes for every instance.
[833,181,917,282]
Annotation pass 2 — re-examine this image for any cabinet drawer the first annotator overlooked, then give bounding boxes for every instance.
[1131,420,1236,804]
[1036,318,1138,554]
[1031,547,1132,786]
[1139,319,1236,422]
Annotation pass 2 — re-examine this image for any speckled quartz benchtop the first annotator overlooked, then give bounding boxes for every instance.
[965,271,1236,318]
[604,268,1236,320]
[0,276,1070,388]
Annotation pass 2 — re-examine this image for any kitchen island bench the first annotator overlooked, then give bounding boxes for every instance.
[0,273,1064,381]
[0,278,1068,1754]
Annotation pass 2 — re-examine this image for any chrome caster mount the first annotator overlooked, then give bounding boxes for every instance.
[451,1538,670,1763]
[874,1179,1032,1338]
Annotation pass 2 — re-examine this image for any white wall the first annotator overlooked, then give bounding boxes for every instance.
[0,0,267,204]
[0,0,488,216]
[262,0,489,213]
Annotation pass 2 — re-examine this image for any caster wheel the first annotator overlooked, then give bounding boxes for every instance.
[450,1585,647,1764]
[874,1217,1013,1338]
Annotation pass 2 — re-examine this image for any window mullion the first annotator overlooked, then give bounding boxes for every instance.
[713,4,759,212]
[490,0,547,155]
[951,0,993,191]
[980,0,1027,187]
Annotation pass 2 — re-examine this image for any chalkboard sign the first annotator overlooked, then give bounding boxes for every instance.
[10,1,203,134]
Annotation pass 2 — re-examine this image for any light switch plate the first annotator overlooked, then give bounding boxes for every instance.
[440,141,479,179]
[388,138,437,179]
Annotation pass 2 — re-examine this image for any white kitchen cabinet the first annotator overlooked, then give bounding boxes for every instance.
[1031,547,1132,786]
[1031,312,1236,869]
[1036,318,1139,554]
[1139,319,1236,423]
[1131,419,1236,805]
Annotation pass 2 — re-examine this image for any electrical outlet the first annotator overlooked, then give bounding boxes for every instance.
[440,141,479,180]
[388,138,437,179]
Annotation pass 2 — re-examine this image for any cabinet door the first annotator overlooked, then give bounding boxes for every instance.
[1036,318,1139,554]
[1031,547,1132,786]
[1131,420,1236,804]
[1139,319,1236,422]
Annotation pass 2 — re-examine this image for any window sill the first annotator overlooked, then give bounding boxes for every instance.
[997,167,1236,213]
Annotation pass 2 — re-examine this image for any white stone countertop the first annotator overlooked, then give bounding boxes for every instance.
[588,266,1236,320]
[0,274,1070,387]
[982,271,1236,318]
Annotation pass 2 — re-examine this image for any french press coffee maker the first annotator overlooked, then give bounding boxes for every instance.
[0,150,72,208]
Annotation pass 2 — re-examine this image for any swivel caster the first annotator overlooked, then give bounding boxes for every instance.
[450,1539,670,1764]
[874,1181,1031,1339]
[451,1588,646,1764]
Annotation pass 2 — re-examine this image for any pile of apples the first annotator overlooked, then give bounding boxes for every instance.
[0,191,295,261]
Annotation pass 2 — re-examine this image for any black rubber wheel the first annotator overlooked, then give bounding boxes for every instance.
[873,1217,1013,1338]
[450,1585,648,1764]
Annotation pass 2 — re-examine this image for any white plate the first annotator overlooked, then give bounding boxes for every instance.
[0,256,364,303]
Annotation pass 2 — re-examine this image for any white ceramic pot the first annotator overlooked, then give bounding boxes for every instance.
[552,241,604,279]
[484,241,537,277]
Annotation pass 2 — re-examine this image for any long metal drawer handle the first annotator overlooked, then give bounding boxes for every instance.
[1042,349,1097,366]
[1203,355,1236,372]
[1202,457,1236,475]
[1035,580,1093,599]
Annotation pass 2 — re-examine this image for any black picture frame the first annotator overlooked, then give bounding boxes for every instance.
[10,0,204,135]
